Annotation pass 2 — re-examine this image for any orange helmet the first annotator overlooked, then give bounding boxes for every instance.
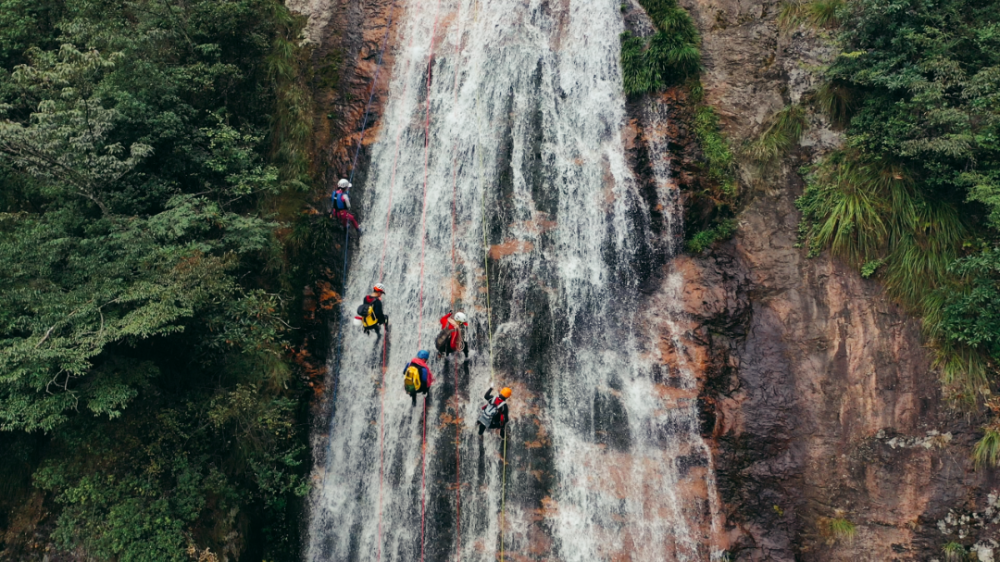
[500,387,512,399]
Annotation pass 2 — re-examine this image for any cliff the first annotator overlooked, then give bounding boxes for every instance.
[666,0,1000,559]
[287,0,1000,559]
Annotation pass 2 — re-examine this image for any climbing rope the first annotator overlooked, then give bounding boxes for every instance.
[372,1,430,560]
[420,396,429,562]
[500,431,508,562]
[446,3,468,559]
[321,0,396,515]
[469,2,505,559]
[415,2,444,561]
[347,2,396,185]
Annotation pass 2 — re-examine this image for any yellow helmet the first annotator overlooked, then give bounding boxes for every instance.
[500,387,512,399]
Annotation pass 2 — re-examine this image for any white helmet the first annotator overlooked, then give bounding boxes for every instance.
[454,312,468,324]
[338,178,350,188]
[373,283,386,294]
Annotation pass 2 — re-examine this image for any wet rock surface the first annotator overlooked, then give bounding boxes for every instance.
[297,0,1000,559]
[286,0,399,198]
[662,0,1000,558]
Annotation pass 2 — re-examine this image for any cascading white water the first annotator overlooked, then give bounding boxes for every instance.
[305,0,722,560]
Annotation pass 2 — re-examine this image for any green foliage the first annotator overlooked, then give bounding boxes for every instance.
[743,104,807,171]
[777,0,847,30]
[685,107,738,255]
[0,0,315,558]
[860,258,884,278]
[942,249,1000,358]
[796,0,1000,410]
[811,81,855,128]
[0,0,61,67]
[693,106,737,199]
[33,389,305,561]
[943,541,969,561]
[827,517,857,543]
[620,0,701,95]
[972,427,1000,469]
[687,219,736,253]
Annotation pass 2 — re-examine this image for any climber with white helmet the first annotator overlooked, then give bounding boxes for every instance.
[331,178,362,234]
[435,310,469,358]
[357,283,388,336]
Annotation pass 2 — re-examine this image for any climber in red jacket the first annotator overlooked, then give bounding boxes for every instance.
[435,311,468,358]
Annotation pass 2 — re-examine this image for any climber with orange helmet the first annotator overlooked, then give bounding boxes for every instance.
[331,178,363,234]
[477,386,511,438]
[357,283,388,336]
[435,311,469,358]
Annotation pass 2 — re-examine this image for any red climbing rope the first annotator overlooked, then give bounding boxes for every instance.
[373,3,424,560]
[374,349,389,562]
[420,395,429,562]
[416,2,443,561]
[453,360,461,561]
[416,0,443,351]
[447,8,465,561]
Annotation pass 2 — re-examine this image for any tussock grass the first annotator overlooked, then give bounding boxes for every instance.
[829,517,858,542]
[811,81,855,128]
[973,427,1000,469]
[797,155,893,265]
[778,0,846,29]
[943,542,968,562]
[744,104,807,166]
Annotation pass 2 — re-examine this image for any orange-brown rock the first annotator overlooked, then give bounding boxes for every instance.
[657,0,997,558]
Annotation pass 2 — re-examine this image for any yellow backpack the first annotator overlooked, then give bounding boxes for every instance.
[357,301,378,328]
[403,365,422,393]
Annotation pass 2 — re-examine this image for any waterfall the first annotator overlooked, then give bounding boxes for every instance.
[305,0,722,559]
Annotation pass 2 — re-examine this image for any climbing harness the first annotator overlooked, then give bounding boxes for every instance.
[478,398,500,428]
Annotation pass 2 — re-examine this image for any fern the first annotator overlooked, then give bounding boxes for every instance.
[620,0,701,95]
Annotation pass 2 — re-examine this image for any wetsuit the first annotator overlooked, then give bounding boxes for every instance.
[477,388,508,437]
[404,357,433,406]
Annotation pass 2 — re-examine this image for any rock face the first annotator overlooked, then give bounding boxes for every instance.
[664,0,999,559]
[286,0,399,192]
[293,0,1000,559]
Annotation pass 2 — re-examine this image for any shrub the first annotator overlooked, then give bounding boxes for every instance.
[620,0,701,95]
